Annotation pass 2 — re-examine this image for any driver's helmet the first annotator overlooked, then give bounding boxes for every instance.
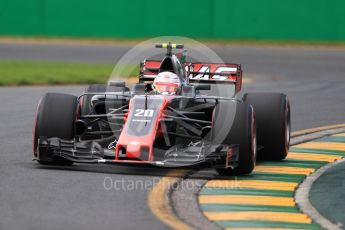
[153,71,182,95]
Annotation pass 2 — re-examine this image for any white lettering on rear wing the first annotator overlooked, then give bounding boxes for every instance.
[186,63,240,83]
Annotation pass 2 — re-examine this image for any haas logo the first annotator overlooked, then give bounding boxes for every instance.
[188,65,237,81]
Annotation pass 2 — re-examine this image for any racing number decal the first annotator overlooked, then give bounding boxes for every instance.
[134,109,154,117]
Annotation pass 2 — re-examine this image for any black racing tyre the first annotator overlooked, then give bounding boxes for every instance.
[243,93,291,160]
[212,101,256,175]
[33,93,78,165]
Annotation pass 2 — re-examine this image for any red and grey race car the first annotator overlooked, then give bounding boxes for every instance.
[33,43,290,175]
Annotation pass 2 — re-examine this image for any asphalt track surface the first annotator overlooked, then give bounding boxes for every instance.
[0,42,344,229]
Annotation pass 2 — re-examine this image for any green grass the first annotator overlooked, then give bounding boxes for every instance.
[0,60,139,86]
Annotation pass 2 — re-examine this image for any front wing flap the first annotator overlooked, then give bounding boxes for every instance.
[35,137,239,169]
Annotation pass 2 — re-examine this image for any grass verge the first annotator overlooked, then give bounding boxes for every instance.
[0,60,138,86]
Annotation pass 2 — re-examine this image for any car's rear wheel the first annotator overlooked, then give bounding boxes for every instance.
[243,93,290,160]
[33,93,77,165]
[212,101,256,175]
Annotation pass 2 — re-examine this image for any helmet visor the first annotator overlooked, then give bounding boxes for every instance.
[154,82,179,94]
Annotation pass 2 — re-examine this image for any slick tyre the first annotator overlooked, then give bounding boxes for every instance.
[33,93,77,165]
[243,93,290,160]
[212,101,256,175]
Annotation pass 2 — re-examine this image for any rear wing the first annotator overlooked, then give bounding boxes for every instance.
[139,60,243,92]
[186,62,242,92]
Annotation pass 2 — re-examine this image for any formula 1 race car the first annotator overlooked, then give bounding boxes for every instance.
[33,42,290,175]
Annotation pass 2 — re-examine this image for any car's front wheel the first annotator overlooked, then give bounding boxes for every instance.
[33,93,77,165]
[211,101,256,175]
